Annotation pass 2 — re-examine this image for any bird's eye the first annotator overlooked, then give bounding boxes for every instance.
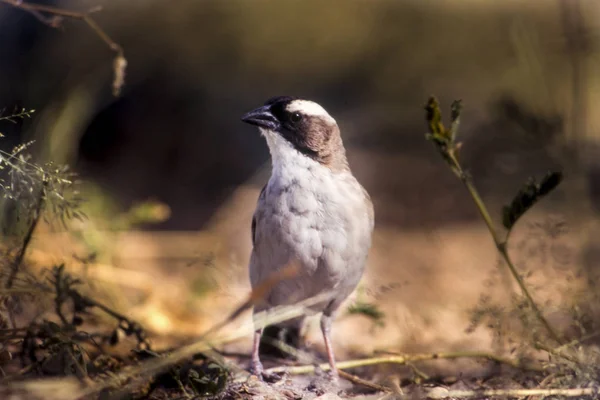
[290,112,302,123]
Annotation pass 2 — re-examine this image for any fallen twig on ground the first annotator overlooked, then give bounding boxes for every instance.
[264,350,543,376]
[338,370,392,393]
[426,385,599,399]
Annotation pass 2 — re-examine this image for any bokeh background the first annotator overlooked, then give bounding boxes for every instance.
[1,0,600,378]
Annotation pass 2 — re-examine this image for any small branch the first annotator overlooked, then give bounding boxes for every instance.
[424,97,563,345]
[535,341,579,364]
[57,275,151,349]
[426,386,599,399]
[406,361,430,382]
[264,350,543,375]
[0,108,35,123]
[256,335,392,392]
[452,153,562,345]
[5,179,47,289]
[338,370,392,393]
[0,0,126,96]
[0,0,121,52]
[553,330,600,353]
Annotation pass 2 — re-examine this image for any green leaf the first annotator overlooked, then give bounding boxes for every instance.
[424,96,448,139]
[347,301,385,328]
[502,171,563,230]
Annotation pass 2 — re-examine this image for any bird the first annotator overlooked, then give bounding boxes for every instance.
[241,96,375,380]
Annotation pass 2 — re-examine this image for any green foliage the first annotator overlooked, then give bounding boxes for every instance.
[0,106,86,290]
[186,362,228,396]
[0,109,85,233]
[424,97,565,346]
[424,95,600,393]
[424,97,462,146]
[424,97,464,175]
[502,171,563,231]
[115,199,171,230]
[347,301,385,329]
[69,191,171,264]
[425,96,564,237]
[0,107,35,136]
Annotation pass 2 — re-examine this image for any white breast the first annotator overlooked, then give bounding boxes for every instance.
[251,129,373,310]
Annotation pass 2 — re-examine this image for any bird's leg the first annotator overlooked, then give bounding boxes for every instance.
[250,328,264,377]
[320,313,339,380]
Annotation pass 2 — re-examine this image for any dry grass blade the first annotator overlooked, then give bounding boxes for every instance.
[201,262,300,338]
[264,350,543,375]
[338,370,392,393]
[3,377,83,400]
[426,386,599,399]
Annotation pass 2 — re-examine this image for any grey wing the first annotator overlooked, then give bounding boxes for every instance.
[249,184,267,290]
[251,184,267,247]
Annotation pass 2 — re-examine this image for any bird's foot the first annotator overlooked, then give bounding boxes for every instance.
[249,360,284,383]
[249,359,264,379]
[308,367,342,395]
[327,368,340,383]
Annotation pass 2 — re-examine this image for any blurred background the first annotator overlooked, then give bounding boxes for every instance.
[1,0,600,378]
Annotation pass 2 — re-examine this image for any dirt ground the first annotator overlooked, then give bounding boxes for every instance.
[6,142,599,399]
[2,0,600,398]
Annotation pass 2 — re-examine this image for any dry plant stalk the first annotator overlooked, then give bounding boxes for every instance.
[5,180,47,289]
[263,350,543,376]
[0,0,126,96]
[424,96,563,345]
[426,386,599,399]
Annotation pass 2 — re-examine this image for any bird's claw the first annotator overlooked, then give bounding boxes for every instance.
[250,360,264,379]
[327,368,340,383]
[250,362,284,383]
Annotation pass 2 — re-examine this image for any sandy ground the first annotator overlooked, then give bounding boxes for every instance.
[22,144,598,391]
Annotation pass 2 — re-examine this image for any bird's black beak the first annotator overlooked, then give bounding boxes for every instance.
[241,105,279,131]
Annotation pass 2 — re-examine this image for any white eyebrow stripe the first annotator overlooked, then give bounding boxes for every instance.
[286,100,336,124]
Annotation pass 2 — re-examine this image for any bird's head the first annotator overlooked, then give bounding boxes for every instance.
[241,96,348,171]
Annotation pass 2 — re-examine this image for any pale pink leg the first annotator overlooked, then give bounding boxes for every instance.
[320,314,339,380]
[250,328,264,377]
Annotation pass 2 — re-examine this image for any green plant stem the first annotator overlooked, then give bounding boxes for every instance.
[447,151,563,345]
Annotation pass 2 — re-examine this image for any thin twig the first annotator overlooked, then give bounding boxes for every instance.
[0,0,126,96]
[5,179,47,289]
[535,341,579,364]
[0,0,121,52]
[406,361,430,381]
[54,268,151,349]
[424,97,563,345]
[338,370,392,393]
[264,350,543,375]
[249,328,390,392]
[448,151,563,345]
[426,386,599,399]
[553,330,600,354]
